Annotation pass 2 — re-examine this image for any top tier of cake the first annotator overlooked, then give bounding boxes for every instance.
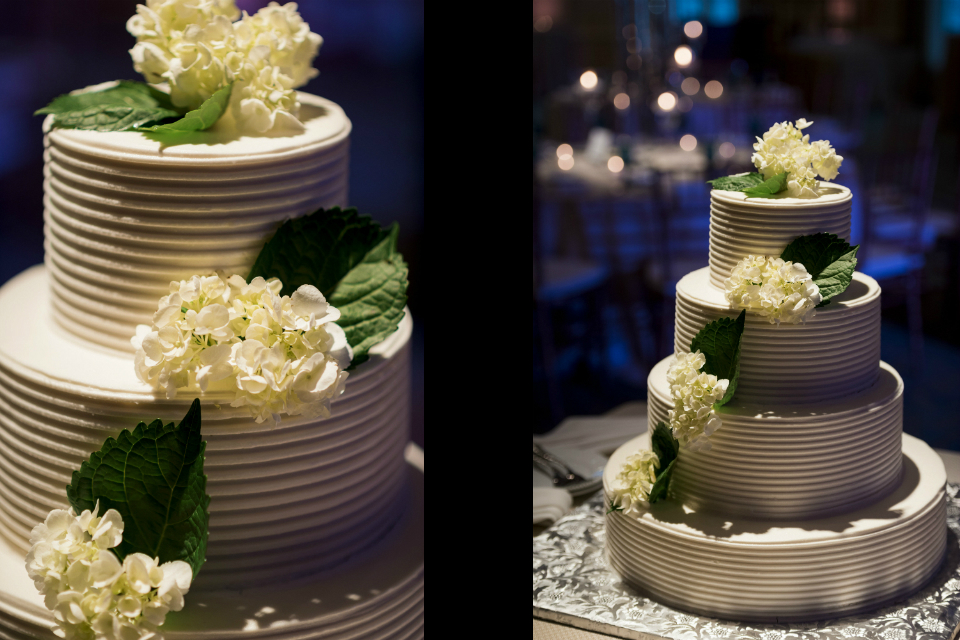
[708,183,852,288]
[43,92,351,351]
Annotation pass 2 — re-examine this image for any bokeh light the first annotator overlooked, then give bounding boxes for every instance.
[680,134,697,151]
[719,142,736,158]
[657,91,677,111]
[534,16,553,32]
[681,77,700,95]
[626,55,642,70]
[684,21,703,38]
[674,45,693,67]
[607,156,625,173]
[556,144,573,159]
[580,71,599,90]
[678,96,694,112]
[558,156,575,171]
[614,93,630,109]
[704,80,724,98]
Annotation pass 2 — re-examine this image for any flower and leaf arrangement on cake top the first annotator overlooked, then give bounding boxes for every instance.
[609,120,863,515]
[27,401,209,640]
[706,118,843,199]
[37,0,322,136]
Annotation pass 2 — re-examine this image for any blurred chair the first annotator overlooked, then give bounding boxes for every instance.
[858,107,939,372]
[645,175,711,358]
[534,180,612,425]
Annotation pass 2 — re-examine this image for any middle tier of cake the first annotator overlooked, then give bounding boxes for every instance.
[0,266,412,591]
[647,356,903,520]
[675,267,881,405]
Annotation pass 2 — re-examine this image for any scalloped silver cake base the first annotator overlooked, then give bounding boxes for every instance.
[533,484,960,640]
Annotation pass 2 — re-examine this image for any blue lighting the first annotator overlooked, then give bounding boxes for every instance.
[707,0,738,26]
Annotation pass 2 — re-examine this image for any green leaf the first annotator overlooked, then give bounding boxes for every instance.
[36,81,182,132]
[329,224,409,368]
[706,172,765,192]
[650,421,679,470]
[647,422,679,504]
[138,83,233,135]
[248,207,409,368]
[743,171,789,198]
[66,399,210,578]
[779,232,859,306]
[689,310,746,406]
[647,458,677,504]
[606,498,624,514]
[248,207,388,296]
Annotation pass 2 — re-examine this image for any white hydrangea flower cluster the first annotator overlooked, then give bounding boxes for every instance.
[666,351,728,451]
[132,273,352,425]
[751,118,843,197]
[609,449,660,516]
[127,0,322,133]
[25,503,191,640]
[724,255,822,324]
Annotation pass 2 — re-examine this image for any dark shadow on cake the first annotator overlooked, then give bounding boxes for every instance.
[648,455,913,538]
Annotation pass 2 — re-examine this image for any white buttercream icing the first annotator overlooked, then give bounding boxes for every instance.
[0,266,411,589]
[675,267,881,404]
[648,355,903,519]
[708,183,852,288]
[604,431,946,622]
[42,92,351,351]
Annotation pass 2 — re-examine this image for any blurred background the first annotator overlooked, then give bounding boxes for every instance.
[533,0,959,450]
[0,0,423,447]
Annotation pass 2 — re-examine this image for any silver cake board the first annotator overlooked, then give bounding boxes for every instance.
[534,484,960,640]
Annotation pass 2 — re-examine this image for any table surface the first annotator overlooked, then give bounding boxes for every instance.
[533,402,960,640]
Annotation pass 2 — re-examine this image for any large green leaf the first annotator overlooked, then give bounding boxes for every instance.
[328,224,409,368]
[743,172,789,198]
[36,81,182,132]
[248,207,389,297]
[779,232,859,306]
[689,310,746,406]
[66,399,209,578]
[705,172,765,192]
[248,207,409,368]
[647,421,680,504]
[139,83,233,135]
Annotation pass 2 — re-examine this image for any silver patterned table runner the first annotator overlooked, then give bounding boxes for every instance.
[534,484,960,640]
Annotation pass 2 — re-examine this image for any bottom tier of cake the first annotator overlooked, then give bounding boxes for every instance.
[0,452,424,640]
[603,432,947,623]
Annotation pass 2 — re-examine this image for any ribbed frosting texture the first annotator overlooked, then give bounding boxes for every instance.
[647,356,904,520]
[0,267,411,590]
[603,433,947,622]
[42,92,351,351]
[675,267,881,404]
[708,184,852,288]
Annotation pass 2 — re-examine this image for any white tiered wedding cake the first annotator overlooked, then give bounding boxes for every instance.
[604,183,946,622]
[0,3,422,639]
